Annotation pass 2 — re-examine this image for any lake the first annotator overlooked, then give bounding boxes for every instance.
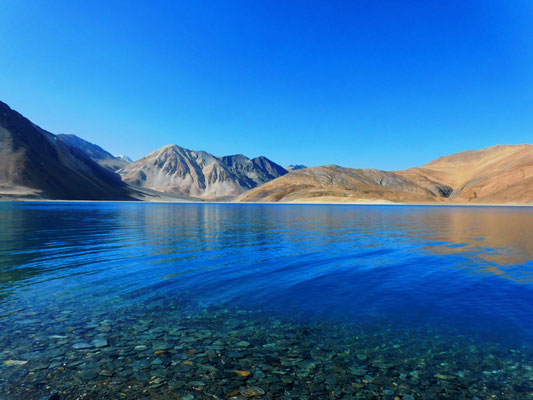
[1,202,532,399]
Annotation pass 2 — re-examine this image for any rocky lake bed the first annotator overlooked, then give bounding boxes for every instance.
[2,299,533,400]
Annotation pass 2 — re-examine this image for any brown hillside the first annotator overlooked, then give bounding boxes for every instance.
[240,145,533,204]
[237,165,445,203]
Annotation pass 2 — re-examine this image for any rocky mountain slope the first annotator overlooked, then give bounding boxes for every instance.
[57,134,131,171]
[118,145,287,199]
[239,145,533,204]
[237,165,443,203]
[0,101,134,200]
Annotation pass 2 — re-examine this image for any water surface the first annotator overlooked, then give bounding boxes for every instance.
[1,203,532,399]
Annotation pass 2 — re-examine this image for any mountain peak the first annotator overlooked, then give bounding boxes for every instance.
[116,155,133,163]
[0,102,133,200]
[57,133,130,172]
[118,144,287,199]
[286,164,307,171]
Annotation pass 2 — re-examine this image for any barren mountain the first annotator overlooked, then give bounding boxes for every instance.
[397,144,533,203]
[57,134,130,171]
[1,99,530,204]
[239,145,533,204]
[237,165,443,203]
[118,145,287,199]
[0,101,134,200]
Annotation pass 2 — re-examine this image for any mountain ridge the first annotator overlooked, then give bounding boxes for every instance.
[57,134,131,171]
[239,145,533,204]
[118,145,288,199]
[0,100,531,204]
[0,101,134,200]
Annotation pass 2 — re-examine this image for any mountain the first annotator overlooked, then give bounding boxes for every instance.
[221,154,288,187]
[0,101,134,200]
[1,99,530,204]
[239,145,533,204]
[237,165,442,203]
[118,145,287,199]
[57,134,130,171]
[397,144,533,203]
[286,164,307,171]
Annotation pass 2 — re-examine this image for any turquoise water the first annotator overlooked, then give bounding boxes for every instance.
[1,202,533,399]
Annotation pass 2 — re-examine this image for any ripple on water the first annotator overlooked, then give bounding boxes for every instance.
[0,202,533,398]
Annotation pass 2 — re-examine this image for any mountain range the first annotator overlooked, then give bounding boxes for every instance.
[0,101,531,204]
[239,145,533,204]
[118,145,287,199]
[0,101,287,201]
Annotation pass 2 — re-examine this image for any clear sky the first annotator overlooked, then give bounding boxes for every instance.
[1,1,532,169]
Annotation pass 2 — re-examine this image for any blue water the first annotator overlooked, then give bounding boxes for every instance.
[1,202,533,399]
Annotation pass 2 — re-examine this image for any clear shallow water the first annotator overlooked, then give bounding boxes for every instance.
[1,202,533,399]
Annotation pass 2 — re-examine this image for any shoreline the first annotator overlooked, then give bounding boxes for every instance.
[1,198,531,207]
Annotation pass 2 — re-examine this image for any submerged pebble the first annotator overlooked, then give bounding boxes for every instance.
[1,301,532,399]
[91,338,108,348]
[239,385,266,397]
[72,342,91,350]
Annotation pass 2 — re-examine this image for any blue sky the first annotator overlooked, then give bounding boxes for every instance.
[1,1,532,169]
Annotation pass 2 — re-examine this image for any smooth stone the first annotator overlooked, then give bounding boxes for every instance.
[132,359,151,371]
[72,342,91,350]
[254,370,266,379]
[152,342,172,351]
[79,370,98,380]
[117,369,133,377]
[148,377,166,388]
[169,380,186,389]
[48,361,62,369]
[30,363,50,371]
[372,362,394,369]
[351,369,367,377]
[91,338,108,348]
[240,386,266,397]
[4,360,28,366]
[48,349,66,357]
[434,374,456,380]
[134,345,148,351]
[68,360,83,367]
